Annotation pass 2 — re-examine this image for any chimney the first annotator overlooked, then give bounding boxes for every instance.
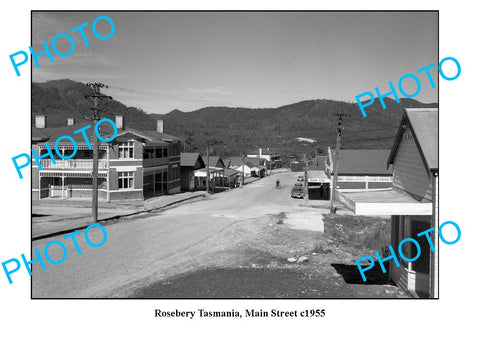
[115,115,125,130]
[35,115,46,128]
[67,118,75,126]
[157,119,164,133]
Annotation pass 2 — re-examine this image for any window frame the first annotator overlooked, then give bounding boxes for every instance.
[118,171,134,190]
[119,141,134,159]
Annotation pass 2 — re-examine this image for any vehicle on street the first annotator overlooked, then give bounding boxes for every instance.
[291,185,304,198]
[297,175,304,182]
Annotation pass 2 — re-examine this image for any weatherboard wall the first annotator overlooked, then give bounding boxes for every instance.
[392,127,432,202]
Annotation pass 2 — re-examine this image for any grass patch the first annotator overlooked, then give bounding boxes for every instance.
[323,214,390,253]
[311,240,332,254]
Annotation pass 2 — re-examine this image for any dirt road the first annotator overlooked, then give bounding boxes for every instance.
[32,171,403,298]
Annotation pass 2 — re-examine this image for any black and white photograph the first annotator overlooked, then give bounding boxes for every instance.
[29,11,439,299]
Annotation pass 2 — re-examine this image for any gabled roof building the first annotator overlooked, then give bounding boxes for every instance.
[325,149,393,190]
[32,115,182,201]
[180,152,205,191]
[337,108,439,298]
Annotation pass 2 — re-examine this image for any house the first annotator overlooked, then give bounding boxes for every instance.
[180,152,205,191]
[228,156,265,178]
[194,167,225,190]
[250,164,266,178]
[325,149,393,190]
[204,156,226,169]
[192,155,224,190]
[336,108,438,298]
[222,168,241,188]
[32,115,182,201]
[246,147,282,169]
[205,157,240,187]
[227,157,252,178]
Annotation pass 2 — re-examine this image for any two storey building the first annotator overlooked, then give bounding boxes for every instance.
[32,115,182,201]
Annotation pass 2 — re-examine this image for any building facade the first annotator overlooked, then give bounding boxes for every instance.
[325,149,393,190]
[180,152,205,191]
[246,147,282,169]
[337,108,438,298]
[32,115,182,201]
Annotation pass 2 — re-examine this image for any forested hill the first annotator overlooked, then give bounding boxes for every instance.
[32,79,437,158]
[152,97,437,157]
[32,79,156,130]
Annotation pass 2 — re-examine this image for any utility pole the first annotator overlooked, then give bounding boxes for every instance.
[85,83,112,223]
[330,113,348,214]
[303,153,309,203]
[241,154,245,187]
[206,145,210,193]
[257,148,261,178]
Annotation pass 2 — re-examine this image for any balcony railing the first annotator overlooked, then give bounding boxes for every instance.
[39,159,108,170]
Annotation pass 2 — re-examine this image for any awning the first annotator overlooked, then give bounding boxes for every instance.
[336,188,432,215]
[308,170,330,184]
[194,167,223,178]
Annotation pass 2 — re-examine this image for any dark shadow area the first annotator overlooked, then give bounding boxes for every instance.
[331,263,394,285]
[32,213,50,218]
[131,267,320,298]
[129,265,401,299]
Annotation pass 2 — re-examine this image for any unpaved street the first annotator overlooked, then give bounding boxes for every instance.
[32,171,403,298]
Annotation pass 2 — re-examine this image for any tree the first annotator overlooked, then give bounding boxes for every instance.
[184,130,196,152]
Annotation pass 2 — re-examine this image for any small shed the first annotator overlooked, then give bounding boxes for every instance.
[180,153,205,191]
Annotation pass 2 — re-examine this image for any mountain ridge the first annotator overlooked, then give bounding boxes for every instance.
[32,79,438,158]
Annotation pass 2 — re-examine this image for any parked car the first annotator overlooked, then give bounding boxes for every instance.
[297,175,304,182]
[294,182,303,188]
[291,186,304,198]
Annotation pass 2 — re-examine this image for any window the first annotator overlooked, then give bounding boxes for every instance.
[155,148,163,158]
[118,171,134,189]
[119,141,134,159]
[163,147,168,158]
[368,176,393,182]
[143,148,154,159]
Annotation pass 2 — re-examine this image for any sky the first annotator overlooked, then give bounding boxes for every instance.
[31,11,438,114]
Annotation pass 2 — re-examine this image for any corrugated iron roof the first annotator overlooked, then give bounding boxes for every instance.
[228,157,261,167]
[39,122,115,146]
[388,108,438,171]
[203,156,225,168]
[181,152,204,167]
[331,149,393,175]
[32,127,50,142]
[223,168,240,177]
[33,122,181,147]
